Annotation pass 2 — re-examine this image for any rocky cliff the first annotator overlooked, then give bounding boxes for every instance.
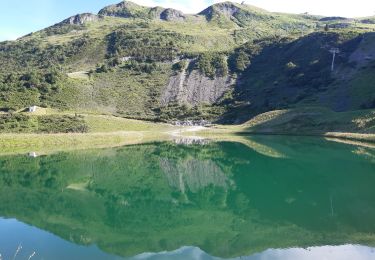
[60,13,100,25]
[161,60,234,106]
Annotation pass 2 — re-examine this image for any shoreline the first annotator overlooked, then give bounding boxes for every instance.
[1,107,373,155]
[0,128,374,156]
[229,131,375,143]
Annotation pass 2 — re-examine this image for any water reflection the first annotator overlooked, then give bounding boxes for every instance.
[0,218,122,260]
[160,158,229,193]
[0,136,374,259]
[173,137,211,146]
[128,245,375,260]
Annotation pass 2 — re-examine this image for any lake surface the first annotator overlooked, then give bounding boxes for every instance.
[0,136,375,259]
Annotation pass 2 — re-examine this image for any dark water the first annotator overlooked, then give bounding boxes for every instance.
[0,136,375,260]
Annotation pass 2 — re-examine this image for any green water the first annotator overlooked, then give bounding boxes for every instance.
[0,136,375,259]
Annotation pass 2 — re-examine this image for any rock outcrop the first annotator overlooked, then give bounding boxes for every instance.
[98,1,185,21]
[61,13,99,25]
[160,9,186,21]
[161,60,234,106]
[198,1,267,22]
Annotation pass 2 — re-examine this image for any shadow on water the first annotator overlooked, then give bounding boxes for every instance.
[0,136,374,259]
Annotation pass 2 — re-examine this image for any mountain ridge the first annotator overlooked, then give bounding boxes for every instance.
[0,1,374,131]
[2,1,368,43]
[98,1,187,21]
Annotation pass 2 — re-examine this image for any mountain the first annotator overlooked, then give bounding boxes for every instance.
[98,1,186,21]
[199,1,270,24]
[0,1,374,128]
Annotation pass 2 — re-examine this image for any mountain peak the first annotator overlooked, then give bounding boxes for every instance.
[160,8,186,21]
[98,1,185,21]
[210,1,268,11]
[98,1,145,18]
[198,1,269,22]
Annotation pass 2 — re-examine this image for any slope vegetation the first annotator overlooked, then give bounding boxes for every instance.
[0,1,374,128]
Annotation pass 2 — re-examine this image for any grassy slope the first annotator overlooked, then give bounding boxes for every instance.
[226,29,375,123]
[0,113,176,155]
[0,3,319,119]
[208,107,375,142]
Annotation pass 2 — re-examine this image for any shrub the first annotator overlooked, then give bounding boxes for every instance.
[235,51,251,72]
[173,60,188,72]
[0,114,88,133]
[37,115,88,133]
[197,53,228,78]
[0,114,34,133]
[96,64,108,73]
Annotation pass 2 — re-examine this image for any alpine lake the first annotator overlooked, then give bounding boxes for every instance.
[0,135,375,260]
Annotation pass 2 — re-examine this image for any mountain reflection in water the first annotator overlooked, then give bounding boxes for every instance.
[129,245,375,260]
[0,136,374,259]
[160,158,228,193]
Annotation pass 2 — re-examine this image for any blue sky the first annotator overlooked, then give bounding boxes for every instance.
[0,0,116,41]
[1,0,375,41]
